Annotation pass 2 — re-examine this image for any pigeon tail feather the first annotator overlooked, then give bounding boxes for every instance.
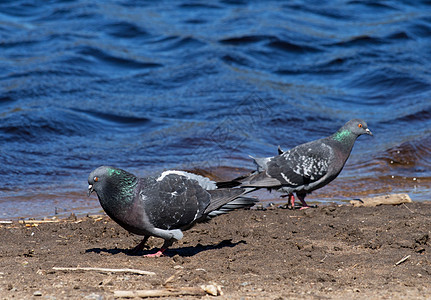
[206,196,258,218]
[215,171,255,189]
[250,155,271,172]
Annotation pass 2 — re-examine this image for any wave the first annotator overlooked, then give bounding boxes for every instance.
[344,67,430,99]
[384,107,431,124]
[266,38,321,54]
[220,35,275,45]
[104,21,149,39]
[78,45,162,69]
[376,135,431,172]
[333,35,386,47]
[155,36,206,52]
[0,108,94,142]
[71,108,152,127]
[0,107,154,143]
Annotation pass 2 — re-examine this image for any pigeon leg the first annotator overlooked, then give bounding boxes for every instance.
[296,193,310,210]
[279,193,295,209]
[143,239,174,258]
[129,235,150,254]
[289,194,295,208]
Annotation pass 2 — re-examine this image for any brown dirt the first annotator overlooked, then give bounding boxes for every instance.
[1,202,431,299]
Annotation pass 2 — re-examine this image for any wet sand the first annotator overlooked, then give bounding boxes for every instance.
[0,202,430,299]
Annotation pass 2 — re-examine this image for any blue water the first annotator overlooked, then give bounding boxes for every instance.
[1,1,431,219]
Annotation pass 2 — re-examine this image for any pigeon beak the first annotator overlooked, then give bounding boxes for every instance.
[87,184,94,197]
[365,128,373,136]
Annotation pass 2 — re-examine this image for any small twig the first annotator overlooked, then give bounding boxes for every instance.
[163,270,182,286]
[320,255,328,263]
[0,221,13,224]
[19,220,59,224]
[395,255,411,266]
[114,287,206,298]
[402,203,414,214]
[53,267,155,276]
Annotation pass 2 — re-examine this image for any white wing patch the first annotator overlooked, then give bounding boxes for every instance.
[157,170,188,182]
[156,170,217,190]
[286,143,331,180]
[281,172,297,186]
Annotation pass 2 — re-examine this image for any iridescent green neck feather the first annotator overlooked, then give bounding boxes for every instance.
[332,129,353,143]
[105,167,138,203]
[107,168,122,177]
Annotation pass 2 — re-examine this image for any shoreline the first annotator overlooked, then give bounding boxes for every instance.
[1,201,430,299]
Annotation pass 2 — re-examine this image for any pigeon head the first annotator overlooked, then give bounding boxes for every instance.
[345,119,372,136]
[332,119,372,142]
[87,166,138,199]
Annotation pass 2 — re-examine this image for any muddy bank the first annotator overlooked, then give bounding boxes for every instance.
[0,202,430,299]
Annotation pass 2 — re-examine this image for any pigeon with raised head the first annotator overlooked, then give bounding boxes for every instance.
[87,166,257,257]
[219,119,372,209]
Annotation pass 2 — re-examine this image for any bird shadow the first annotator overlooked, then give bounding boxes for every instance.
[85,239,246,257]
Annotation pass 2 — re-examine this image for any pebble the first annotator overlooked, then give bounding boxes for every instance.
[84,293,103,300]
[33,291,42,296]
[195,268,206,272]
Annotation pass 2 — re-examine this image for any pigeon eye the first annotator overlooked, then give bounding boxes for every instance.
[94,176,99,182]
[358,124,363,128]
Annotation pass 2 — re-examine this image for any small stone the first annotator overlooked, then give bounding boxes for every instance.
[33,291,42,296]
[200,284,218,296]
[416,247,426,253]
[195,268,206,272]
[84,293,102,300]
[255,204,266,211]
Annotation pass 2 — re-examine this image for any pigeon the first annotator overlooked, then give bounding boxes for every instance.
[87,166,257,257]
[219,119,372,209]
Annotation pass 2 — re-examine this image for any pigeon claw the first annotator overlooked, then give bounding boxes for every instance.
[143,249,166,258]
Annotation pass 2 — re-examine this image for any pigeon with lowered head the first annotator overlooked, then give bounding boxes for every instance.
[219,119,372,209]
[88,166,257,257]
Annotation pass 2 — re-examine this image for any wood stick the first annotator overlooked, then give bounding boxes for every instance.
[114,287,206,298]
[52,267,155,276]
[395,255,411,266]
[163,270,182,286]
[0,221,13,224]
[402,203,414,213]
[19,220,59,224]
[350,193,412,207]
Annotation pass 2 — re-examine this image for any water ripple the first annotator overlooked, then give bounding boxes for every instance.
[1,0,431,219]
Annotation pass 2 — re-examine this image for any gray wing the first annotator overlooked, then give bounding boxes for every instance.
[241,171,283,188]
[140,173,211,230]
[266,140,333,188]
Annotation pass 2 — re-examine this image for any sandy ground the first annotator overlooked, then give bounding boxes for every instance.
[0,202,430,299]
